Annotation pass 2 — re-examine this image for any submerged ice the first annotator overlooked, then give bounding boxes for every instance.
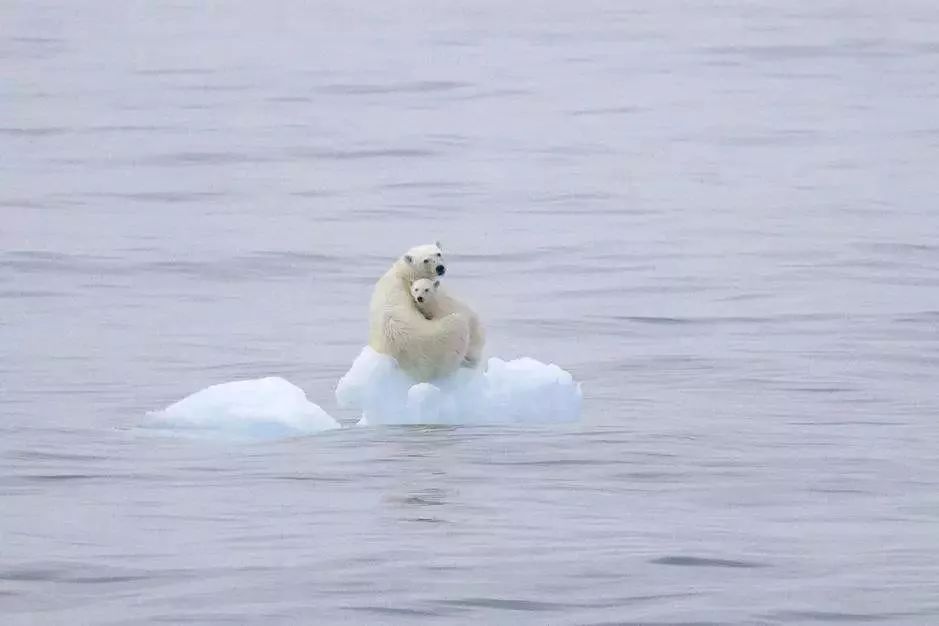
[147,377,340,440]
[336,347,582,426]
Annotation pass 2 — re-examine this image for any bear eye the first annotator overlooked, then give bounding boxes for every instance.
[436,253,441,257]
[423,259,430,263]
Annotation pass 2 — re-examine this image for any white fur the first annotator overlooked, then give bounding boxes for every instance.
[410,278,486,369]
[368,244,469,382]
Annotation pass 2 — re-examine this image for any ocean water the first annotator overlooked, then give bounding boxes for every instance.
[3,0,939,623]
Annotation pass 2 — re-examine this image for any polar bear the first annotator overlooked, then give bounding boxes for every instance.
[368,243,470,382]
[410,278,486,368]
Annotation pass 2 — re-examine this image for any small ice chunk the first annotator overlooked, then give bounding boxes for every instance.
[147,377,340,440]
[336,347,582,426]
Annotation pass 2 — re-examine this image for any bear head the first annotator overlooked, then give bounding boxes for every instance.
[410,278,440,305]
[401,241,446,280]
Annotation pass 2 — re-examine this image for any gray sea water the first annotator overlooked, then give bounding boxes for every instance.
[3,1,939,624]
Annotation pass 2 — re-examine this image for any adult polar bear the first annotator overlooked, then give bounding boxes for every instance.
[368,242,470,382]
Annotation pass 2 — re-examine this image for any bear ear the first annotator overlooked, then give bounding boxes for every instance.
[403,254,413,264]
[435,240,442,251]
[433,280,440,288]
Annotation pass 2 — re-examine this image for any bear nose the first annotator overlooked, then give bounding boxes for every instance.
[417,296,424,303]
[436,265,445,276]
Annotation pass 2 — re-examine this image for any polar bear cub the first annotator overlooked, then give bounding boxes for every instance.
[410,278,486,368]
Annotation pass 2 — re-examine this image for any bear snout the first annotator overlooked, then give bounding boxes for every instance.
[436,265,445,276]
[417,296,424,303]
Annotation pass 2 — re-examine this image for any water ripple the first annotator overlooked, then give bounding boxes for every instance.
[650,556,768,569]
[318,80,470,95]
